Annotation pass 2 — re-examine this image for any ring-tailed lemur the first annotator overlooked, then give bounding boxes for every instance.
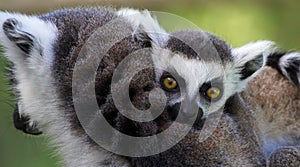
[0,7,300,166]
[151,30,300,164]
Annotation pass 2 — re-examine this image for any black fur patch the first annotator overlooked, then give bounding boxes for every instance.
[240,55,263,80]
[3,18,34,55]
[166,30,232,63]
[266,52,286,75]
[166,36,198,58]
[282,57,300,86]
[266,52,300,86]
[13,104,42,135]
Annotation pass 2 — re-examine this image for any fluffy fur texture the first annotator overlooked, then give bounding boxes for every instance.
[268,146,300,166]
[267,51,300,87]
[242,67,300,157]
[1,7,300,167]
[235,42,300,164]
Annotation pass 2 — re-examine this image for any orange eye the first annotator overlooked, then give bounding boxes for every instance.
[163,77,178,90]
[206,87,221,99]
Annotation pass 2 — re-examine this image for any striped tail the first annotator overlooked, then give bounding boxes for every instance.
[267,51,300,87]
[233,41,300,87]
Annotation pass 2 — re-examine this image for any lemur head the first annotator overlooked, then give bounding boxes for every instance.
[151,30,275,120]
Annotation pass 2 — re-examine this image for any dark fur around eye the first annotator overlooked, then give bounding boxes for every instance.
[199,78,223,102]
[159,72,180,92]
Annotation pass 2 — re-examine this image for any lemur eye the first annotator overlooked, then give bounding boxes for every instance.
[205,87,221,100]
[162,77,178,90]
[200,80,223,101]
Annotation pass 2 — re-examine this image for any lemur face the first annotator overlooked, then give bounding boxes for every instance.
[151,30,274,121]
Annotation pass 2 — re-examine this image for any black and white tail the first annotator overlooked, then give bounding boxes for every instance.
[233,41,300,87]
[267,51,300,87]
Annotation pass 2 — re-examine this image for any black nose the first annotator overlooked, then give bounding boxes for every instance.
[182,108,204,119]
[193,109,205,130]
[13,105,42,135]
[181,109,197,118]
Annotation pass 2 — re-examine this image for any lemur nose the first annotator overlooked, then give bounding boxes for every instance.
[182,108,204,119]
[180,98,203,121]
[182,109,197,118]
[181,102,198,117]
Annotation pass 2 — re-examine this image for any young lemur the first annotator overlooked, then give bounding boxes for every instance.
[0,7,299,166]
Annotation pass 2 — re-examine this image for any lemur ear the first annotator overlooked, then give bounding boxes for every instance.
[2,18,35,54]
[117,8,168,47]
[0,12,57,63]
[232,41,276,86]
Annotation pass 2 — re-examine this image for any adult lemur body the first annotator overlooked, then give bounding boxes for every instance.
[0,7,299,166]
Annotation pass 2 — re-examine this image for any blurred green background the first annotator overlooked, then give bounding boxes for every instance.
[0,0,299,167]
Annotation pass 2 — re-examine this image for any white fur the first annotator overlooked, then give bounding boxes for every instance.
[0,12,58,123]
[234,41,300,157]
[151,39,271,117]
[232,40,277,90]
[232,40,276,65]
[117,8,168,46]
[279,52,300,83]
[0,12,130,167]
[0,12,57,64]
[1,10,294,167]
[279,52,300,68]
[151,47,255,117]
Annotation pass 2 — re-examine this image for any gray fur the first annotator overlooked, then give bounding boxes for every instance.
[165,30,232,62]
[1,7,300,167]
